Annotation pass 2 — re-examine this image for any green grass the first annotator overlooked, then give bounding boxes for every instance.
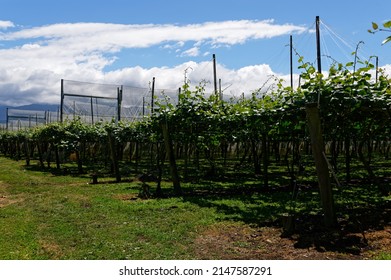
[0,158,217,259]
[0,156,390,260]
[376,253,391,260]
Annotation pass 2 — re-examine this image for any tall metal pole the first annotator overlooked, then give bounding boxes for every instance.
[90,97,94,124]
[117,86,123,122]
[60,79,64,122]
[213,54,218,95]
[142,97,145,117]
[151,77,155,116]
[6,108,8,131]
[316,16,322,74]
[290,35,294,90]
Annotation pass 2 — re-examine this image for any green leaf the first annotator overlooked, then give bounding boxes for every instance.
[372,22,379,30]
[346,62,354,67]
[382,36,391,45]
[383,20,391,28]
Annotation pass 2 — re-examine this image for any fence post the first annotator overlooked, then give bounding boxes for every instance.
[151,77,155,116]
[213,54,217,95]
[142,97,145,117]
[60,79,64,123]
[117,86,123,122]
[6,108,9,131]
[90,97,94,124]
[305,103,336,228]
[151,77,156,116]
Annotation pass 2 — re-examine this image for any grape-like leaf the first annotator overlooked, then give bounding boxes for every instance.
[383,20,391,28]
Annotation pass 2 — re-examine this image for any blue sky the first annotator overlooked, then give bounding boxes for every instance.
[0,0,390,106]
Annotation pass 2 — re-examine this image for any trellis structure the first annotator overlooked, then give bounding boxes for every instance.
[6,108,59,131]
[60,79,179,123]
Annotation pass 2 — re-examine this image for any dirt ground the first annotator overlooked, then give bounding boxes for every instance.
[194,222,391,260]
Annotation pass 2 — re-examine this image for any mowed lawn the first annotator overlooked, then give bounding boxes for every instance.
[0,157,223,260]
[1,156,390,260]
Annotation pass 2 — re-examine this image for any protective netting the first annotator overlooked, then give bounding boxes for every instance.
[121,86,150,121]
[61,80,179,123]
[62,94,118,123]
[6,108,59,130]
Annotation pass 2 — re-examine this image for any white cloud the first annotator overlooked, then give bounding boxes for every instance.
[0,57,291,106]
[1,20,307,51]
[0,19,310,106]
[21,43,41,50]
[379,64,391,76]
[0,20,14,29]
[1,52,390,107]
[181,47,200,57]
[162,41,185,50]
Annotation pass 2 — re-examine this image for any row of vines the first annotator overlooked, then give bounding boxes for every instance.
[1,58,391,196]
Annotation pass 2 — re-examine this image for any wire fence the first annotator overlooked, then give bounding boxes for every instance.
[61,79,179,124]
[6,108,59,131]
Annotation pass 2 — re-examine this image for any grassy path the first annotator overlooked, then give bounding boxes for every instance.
[0,158,216,259]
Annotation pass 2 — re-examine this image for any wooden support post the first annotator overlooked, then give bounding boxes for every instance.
[75,148,83,175]
[108,133,121,182]
[305,103,336,228]
[161,121,182,195]
[24,138,30,166]
[262,133,269,188]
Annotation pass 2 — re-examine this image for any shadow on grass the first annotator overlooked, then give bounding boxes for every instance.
[183,193,284,227]
[181,178,391,256]
[291,199,391,255]
[22,158,391,257]
[23,163,90,177]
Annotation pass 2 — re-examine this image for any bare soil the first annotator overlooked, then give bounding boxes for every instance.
[194,222,391,260]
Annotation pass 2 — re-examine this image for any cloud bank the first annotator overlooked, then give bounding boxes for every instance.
[0,19,308,106]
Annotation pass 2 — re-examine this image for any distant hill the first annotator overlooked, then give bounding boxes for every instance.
[0,104,59,123]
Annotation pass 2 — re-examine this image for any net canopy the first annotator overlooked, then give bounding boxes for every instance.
[61,80,179,123]
[6,108,58,130]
